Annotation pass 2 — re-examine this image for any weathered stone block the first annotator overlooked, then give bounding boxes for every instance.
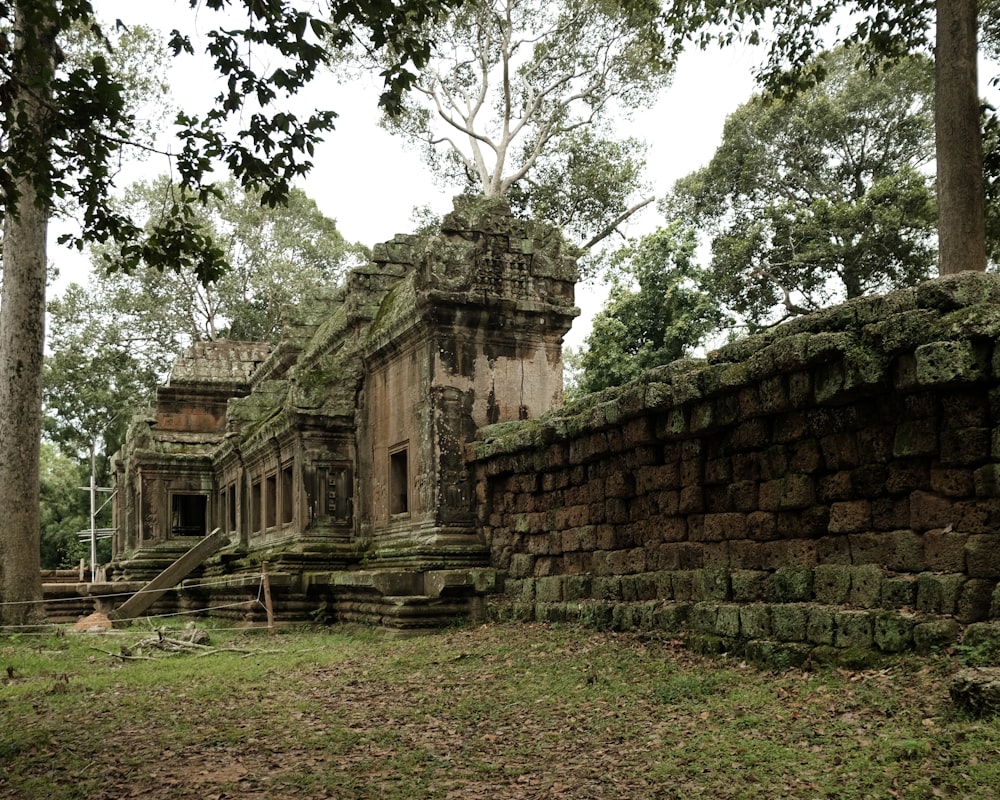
[958,579,996,624]
[950,668,1000,717]
[909,491,954,531]
[874,612,916,653]
[916,572,965,615]
[887,462,930,494]
[888,529,926,572]
[893,419,939,458]
[759,475,816,511]
[671,570,695,601]
[913,618,961,654]
[690,602,720,633]
[740,604,773,639]
[872,497,911,531]
[594,576,622,601]
[652,602,691,633]
[731,570,769,602]
[962,623,1000,665]
[940,427,991,466]
[880,575,918,610]
[772,604,809,642]
[932,468,976,497]
[848,532,893,566]
[563,574,592,601]
[829,501,872,534]
[835,610,875,649]
[693,568,731,601]
[769,567,814,602]
[702,513,746,542]
[821,433,860,470]
[967,534,1000,578]
[715,604,742,637]
[923,528,968,572]
[746,511,779,542]
[814,565,851,604]
[702,542,731,569]
[535,576,564,603]
[914,340,989,386]
[815,536,852,565]
[807,607,836,645]
[509,553,535,579]
[745,640,813,669]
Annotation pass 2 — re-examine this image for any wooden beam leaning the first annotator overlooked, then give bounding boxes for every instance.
[108,529,230,621]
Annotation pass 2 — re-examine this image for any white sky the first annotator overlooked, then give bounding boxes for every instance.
[48,3,770,348]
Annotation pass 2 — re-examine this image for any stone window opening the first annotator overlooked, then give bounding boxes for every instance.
[265,473,277,529]
[389,445,409,517]
[280,464,294,525]
[251,479,262,533]
[228,484,237,533]
[171,493,207,537]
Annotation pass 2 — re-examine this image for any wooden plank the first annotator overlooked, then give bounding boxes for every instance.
[108,529,230,621]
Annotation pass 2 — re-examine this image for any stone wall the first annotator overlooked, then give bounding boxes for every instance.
[470,274,1000,664]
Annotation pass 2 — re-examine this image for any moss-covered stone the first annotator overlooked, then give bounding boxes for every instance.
[814,565,852,604]
[874,612,916,653]
[913,618,962,654]
[693,568,731,601]
[806,606,836,645]
[744,640,812,669]
[771,604,809,642]
[770,566,814,602]
[835,610,875,649]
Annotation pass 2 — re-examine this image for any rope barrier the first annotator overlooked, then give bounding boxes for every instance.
[0,572,270,633]
[0,573,266,607]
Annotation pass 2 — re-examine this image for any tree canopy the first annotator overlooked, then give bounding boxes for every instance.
[576,223,725,393]
[349,0,675,248]
[663,0,986,276]
[666,48,937,328]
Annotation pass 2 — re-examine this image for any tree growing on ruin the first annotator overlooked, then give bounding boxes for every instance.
[663,0,987,276]
[347,0,676,249]
[665,49,937,328]
[0,0,457,629]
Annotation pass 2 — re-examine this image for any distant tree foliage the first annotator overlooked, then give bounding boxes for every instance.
[576,223,726,393]
[99,179,365,342]
[663,0,986,276]
[665,49,937,328]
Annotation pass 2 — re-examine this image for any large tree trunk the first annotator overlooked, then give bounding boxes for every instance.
[936,0,986,274]
[0,1,55,628]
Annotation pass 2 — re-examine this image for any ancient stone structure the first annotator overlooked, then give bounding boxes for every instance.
[471,273,1000,664]
[105,199,1000,659]
[108,197,578,627]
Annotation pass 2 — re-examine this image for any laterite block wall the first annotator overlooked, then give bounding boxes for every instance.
[471,274,1000,664]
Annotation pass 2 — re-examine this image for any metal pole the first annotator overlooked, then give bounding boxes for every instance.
[90,441,97,582]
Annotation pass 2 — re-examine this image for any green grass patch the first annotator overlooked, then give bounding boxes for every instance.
[1,622,999,799]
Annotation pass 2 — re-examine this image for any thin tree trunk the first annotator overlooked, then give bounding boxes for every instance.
[935,0,986,274]
[0,1,55,628]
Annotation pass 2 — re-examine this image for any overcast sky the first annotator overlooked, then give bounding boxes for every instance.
[81,3,1000,355]
[52,2,764,349]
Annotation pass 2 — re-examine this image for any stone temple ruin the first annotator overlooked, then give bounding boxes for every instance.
[76,195,1000,662]
[105,196,578,627]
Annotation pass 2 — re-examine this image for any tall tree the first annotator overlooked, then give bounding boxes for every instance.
[576,223,726,393]
[349,0,675,248]
[667,49,937,327]
[664,0,987,275]
[0,0,457,629]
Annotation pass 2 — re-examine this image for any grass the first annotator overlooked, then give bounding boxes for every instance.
[1,621,999,799]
